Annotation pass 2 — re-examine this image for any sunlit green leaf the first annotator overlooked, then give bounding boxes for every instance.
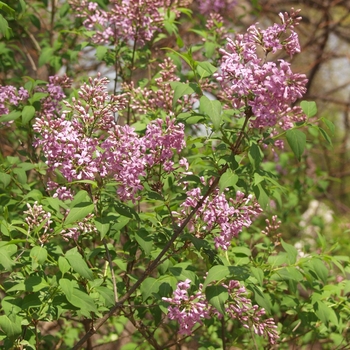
[300,101,317,118]
[205,285,228,315]
[65,248,94,280]
[286,129,306,161]
[64,203,94,225]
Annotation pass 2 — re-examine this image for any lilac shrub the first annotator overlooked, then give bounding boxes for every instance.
[2,3,344,349]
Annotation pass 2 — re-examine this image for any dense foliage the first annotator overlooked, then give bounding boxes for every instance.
[0,1,349,349]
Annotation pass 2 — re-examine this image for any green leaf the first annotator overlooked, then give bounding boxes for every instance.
[314,301,331,324]
[300,101,317,118]
[319,127,332,147]
[0,245,15,271]
[96,45,108,60]
[286,129,306,161]
[39,47,54,67]
[114,202,139,220]
[69,289,98,316]
[70,190,90,207]
[94,217,110,240]
[219,169,238,192]
[59,278,74,299]
[30,246,48,267]
[29,14,41,30]
[21,105,35,124]
[58,256,70,275]
[253,173,264,186]
[65,248,94,280]
[0,315,22,338]
[268,253,288,267]
[0,172,11,187]
[204,41,217,58]
[135,228,153,256]
[64,203,94,225]
[28,92,48,104]
[321,117,335,136]
[95,286,115,307]
[196,61,217,78]
[308,258,328,285]
[252,287,272,313]
[170,82,194,109]
[7,276,49,293]
[248,143,263,171]
[231,246,251,257]
[0,2,16,16]
[271,267,303,282]
[140,277,160,301]
[253,184,269,209]
[13,168,27,184]
[169,263,197,282]
[0,110,21,123]
[203,265,249,289]
[1,296,21,317]
[199,95,222,131]
[205,285,228,315]
[250,267,264,286]
[281,239,298,264]
[0,14,11,38]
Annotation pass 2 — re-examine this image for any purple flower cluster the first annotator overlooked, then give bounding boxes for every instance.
[162,279,210,335]
[173,181,262,250]
[38,75,71,118]
[0,85,28,116]
[215,9,308,129]
[223,280,279,345]
[163,279,279,344]
[196,0,237,16]
[33,75,186,202]
[70,0,167,45]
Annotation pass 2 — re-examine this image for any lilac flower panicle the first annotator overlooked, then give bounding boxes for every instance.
[163,279,279,344]
[24,202,53,235]
[223,280,279,344]
[33,75,186,202]
[70,0,169,46]
[173,186,262,250]
[0,85,29,116]
[24,202,53,244]
[215,9,307,129]
[162,279,211,335]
